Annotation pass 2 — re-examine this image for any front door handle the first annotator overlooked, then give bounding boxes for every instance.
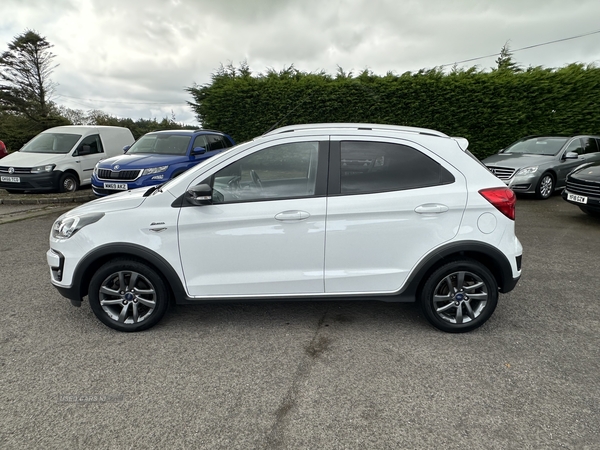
[275,210,310,221]
[414,204,449,214]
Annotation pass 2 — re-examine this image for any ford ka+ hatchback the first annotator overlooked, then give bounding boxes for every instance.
[91,129,234,197]
[48,123,523,333]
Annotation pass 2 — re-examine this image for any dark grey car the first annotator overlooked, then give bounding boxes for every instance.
[482,136,600,199]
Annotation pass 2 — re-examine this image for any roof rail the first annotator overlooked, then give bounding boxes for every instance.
[263,123,448,138]
[148,129,225,134]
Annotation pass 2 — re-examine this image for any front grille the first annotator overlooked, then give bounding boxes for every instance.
[97,169,141,181]
[486,166,516,180]
[566,179,600,197]
[0,166,32,174]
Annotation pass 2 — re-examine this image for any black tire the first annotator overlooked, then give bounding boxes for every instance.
[88,259,169,332]
[420,259,498,333]
[59,173,79,193]
[535,173,554,199]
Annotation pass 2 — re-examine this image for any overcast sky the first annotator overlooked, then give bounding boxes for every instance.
[2,0,600,126]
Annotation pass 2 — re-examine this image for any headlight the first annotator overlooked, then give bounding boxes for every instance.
[31,164,55,173]
[51,213,104,240]
[516,166,538,176]
[93,163,100,175]
[142,165,168,176]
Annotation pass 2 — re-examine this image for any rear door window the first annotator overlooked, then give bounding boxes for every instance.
[339,141,454,195]
[206,135,230,151]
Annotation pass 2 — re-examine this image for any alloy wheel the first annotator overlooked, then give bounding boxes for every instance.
[432,270,489,324]
[98,270,157,324]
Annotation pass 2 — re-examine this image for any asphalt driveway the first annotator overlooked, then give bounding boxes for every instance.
[0,194,598,449]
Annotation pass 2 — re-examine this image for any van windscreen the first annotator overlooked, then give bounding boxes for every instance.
[20,133,82,154]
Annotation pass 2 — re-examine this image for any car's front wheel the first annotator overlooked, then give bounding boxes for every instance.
[88,259,169,332]
[420,260,498,333]
[535,173,554,199]
[59,173,79,193]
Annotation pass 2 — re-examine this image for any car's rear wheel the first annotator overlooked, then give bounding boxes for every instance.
[535,173,554,199]
[420,260,498,333]
[88,259,169,332]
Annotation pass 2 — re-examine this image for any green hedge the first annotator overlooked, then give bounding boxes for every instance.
[188,64,600,159]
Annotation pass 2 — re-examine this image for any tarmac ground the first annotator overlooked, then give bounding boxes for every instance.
[0,187,95,224]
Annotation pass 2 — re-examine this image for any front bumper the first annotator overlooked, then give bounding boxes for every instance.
[503,174,539,194]
[562,189,600,213]
[0,171,63,192]
[91,174,166,197]
[47,249,83,306]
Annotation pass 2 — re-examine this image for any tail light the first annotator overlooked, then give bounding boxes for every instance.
[479,187,516,220]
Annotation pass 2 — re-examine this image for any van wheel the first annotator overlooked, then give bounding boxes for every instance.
[59,173,79,193]
[420,260,498,333]
[88,259,169,332]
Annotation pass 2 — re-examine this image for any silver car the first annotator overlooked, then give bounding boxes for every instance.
[482,135,600,199]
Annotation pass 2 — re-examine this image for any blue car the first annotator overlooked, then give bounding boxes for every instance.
[91,129,235,197]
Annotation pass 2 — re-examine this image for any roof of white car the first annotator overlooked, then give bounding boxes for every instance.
[264,123,448,138]
[42,125,128,134]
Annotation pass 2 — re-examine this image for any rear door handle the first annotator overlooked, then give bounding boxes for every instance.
[414,204,449,214]
[275,210,310,221]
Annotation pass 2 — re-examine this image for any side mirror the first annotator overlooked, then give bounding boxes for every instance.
[564,151,579,160]
[185,184,213,206]
[123,145,131,153]
[498,149,504,154]
[192,146,207,155]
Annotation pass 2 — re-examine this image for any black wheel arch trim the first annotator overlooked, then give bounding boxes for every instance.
[56,243,187,303]
[394,240,520,301]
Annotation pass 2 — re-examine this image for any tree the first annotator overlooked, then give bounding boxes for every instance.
[495,42,521,72]
[0,30,59,123]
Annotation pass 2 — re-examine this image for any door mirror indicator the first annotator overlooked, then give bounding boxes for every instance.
[185,184,212,206]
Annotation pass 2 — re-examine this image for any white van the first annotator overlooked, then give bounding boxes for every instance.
[0,126,135,193]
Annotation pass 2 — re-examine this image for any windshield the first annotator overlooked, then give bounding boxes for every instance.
[503,137,568,156]
[20,133,81,154]
[127,134,192,156]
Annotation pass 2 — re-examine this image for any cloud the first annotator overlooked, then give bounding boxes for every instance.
[1,0,600,124]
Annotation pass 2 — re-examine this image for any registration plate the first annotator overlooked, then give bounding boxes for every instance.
[104,182,128,191]
[567,193,588,204]
[1,176,20,183]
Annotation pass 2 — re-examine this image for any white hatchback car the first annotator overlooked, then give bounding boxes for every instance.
[48,123,522,333]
